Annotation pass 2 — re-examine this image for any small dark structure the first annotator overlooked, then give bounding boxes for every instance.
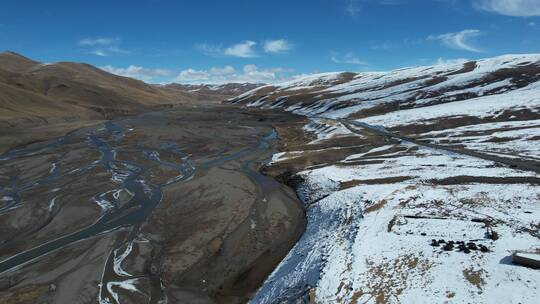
[512,251,540,269]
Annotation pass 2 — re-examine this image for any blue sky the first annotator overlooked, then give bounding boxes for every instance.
[0,0,539,84]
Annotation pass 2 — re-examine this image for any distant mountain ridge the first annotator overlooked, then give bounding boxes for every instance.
[0,51,261,126]
[229,54,540,127]
[164,82,262,97]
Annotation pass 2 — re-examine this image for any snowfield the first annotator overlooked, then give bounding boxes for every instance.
[356,81,540,129]
[256,140,540,303]
[230,54,540,303]
[417,119,540,160]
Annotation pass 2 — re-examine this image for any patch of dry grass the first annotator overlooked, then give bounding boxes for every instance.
[340,176,413,190]
[364,200,387,214]
[350,254,432,304]
[0,285,49,304]
[274,123,312,149]
[463,267,486,290]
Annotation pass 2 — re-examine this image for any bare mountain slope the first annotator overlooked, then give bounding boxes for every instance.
[0,52,178,125]
[0,51,260,152]
[0,51,40,73]
[0,51,261,126]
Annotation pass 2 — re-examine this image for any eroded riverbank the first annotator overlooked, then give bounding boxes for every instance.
[0,104,306,304]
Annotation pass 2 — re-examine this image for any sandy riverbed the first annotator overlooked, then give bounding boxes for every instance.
[0,104,306,304]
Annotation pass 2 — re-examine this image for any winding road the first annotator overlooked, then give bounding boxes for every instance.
[338,118,540,174]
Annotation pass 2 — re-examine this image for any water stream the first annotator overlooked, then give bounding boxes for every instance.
[0,119,282,304]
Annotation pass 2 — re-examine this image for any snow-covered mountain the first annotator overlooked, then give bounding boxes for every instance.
[229,54,540,303]
[231,54,540,123]
[164,82,261,98]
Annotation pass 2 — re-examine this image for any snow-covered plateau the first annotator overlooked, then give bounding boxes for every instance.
[229,54,540,303]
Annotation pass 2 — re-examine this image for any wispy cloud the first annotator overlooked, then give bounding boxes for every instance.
[264,39,293,54]
[345,0,404,16]
[79,37,117,46]
[197,39,293,57]
[79,37,130,56]
[176,68,211,82]
[100,65,171,81]
[474,0,540,17]
[197,41,258,58]
[90,50,108,57]
[195,42,224,57]
[428,29,484,53]
[173,65,237,82]
[331,52,367,65]
[224,40,257,58]
[174,64,293,84]
[370,41,394,51]
[345,0,362,16]
[209,65,235,75]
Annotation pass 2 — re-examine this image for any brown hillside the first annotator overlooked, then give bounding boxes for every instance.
[0,51,260,152]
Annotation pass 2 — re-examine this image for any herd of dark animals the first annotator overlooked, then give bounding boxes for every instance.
[430,239,490,254]
[429,225,498,254]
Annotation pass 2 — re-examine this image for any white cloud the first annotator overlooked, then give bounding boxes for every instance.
[87,47,129,56]
[175,65,236,82]
[100,65,171,81]
[197,39,292,57]
[428,29,484,53]
[173,64,293,84]
[91,50,108,57]
[79,37,117,46]
[224,40,257,58]
[345,0,362,15]
[176,68,210,82]
[242,64,283,81]
[345,0,405,16]
[264,39,293,54]
[331,52,367,65]
[209,65,235,75]
[97,63,296,84]
[529,21,537,26]
[197,41,258,58]
[106,46,129,54]
[195,43,223,57]
[79,37,129,56]
[370,41,394,50]
[474,0,540,17]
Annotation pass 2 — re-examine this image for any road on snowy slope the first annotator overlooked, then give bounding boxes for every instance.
[338,119,540,174]
[0,104,305,304]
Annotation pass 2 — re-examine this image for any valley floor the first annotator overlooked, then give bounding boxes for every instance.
[0,100,539,304]
[0,104,305,304]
